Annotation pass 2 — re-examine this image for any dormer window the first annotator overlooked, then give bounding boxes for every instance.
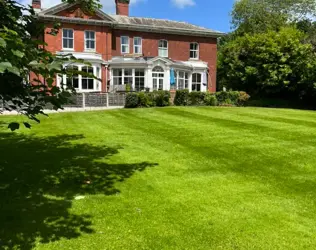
[85,31,95,51]
[158,40,168,57]
[62,29,74,50]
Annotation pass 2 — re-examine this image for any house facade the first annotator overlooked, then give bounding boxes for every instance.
[34,0,223,93]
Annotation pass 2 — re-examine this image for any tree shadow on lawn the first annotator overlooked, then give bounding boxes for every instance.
[0,132,157,250]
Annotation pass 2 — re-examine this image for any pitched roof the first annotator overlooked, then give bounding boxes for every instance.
[38,3,224,38]
[109,15,223,37]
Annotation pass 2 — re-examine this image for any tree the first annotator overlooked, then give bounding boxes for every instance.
[232,0,316,34]
[218,27,316,101]
[0,0,100,130]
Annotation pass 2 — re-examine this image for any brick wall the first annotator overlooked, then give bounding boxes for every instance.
[44,23,112,61]
[112,30,217,92]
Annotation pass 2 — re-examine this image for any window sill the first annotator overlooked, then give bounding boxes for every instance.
[84,50,96,53]
[62,48,74,52]
[189,58,199,61]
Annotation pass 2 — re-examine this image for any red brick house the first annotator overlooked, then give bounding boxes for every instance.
[33,0,223,93]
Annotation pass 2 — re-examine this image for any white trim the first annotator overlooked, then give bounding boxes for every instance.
[62,28,74,50]
[84,30,96,52]
[133,37,142,54]
[121,36,130,54]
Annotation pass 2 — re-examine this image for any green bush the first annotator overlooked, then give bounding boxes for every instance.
[138,92,152,107]
[216,91,240,105]
[204,93,218,106]
[154,90,170,107]
[189,92,206,106]
[125,93,139,108]
[174,89,190,106]
[237,91,251,106]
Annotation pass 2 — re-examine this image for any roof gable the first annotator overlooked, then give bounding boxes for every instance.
[40,3,115,22]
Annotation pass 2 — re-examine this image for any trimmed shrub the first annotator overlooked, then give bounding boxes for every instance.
[237,91,251,106]
[204,93,218,106]
[154,90,170,107]
[189,92,206,106]
[138,92,152,107]
[216,91,240,105]
[174,89,189,106]
[125,93,139,108]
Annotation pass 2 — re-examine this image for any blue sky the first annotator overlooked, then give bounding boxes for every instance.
[20,0,234,32]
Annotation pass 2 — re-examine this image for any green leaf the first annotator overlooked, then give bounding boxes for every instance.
[8,122,20,131]
[0,37,6,48]
[7,66,20,76]
[11,50,24,58]
[0,62,13,73]
[23,122,31,129]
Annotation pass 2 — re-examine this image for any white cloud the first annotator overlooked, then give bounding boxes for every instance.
[171,0,195,9]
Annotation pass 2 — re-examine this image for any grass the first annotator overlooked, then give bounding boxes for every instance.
[1,107,316,249]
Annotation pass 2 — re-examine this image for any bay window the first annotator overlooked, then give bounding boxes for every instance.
[60,64,101,92]
[158,40,168,57]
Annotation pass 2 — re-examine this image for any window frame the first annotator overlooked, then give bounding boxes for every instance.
[175,71,189,90]
[133,37,142,54]
[158,40,168,58]
[192,73,202,92]
[190,42,199,60]
[121,36,130,54]
[84,30,96,51]
[62,28,74,50]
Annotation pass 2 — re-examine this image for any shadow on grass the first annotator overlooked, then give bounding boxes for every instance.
[0,132,157,249]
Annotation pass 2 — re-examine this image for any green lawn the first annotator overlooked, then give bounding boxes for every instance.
[1,107,316,249]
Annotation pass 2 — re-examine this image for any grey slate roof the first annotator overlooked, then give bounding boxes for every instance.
[38,3,224,38]
[109,14,222,34]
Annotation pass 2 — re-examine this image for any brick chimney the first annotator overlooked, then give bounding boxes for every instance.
[115,0,130,16]
[32,0,41,10]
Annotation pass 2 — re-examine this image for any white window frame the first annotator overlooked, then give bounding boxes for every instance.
[111,68,146,92]
[175,71,189,90]
[190,42,199,59]
[121,36,130,54]
[59,64,101,92]
[133,37,142,54]
[158,40,168,58]
[192,73,202,92]
[62,28,74,50]
[84,30,96,51]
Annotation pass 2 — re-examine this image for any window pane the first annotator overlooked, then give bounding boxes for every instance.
[159,79,163,90]
[124,69,132,76]
[73,78,79,89]
[82,79,87,89]
[135,69,145,76]
[121,36,129,45]
[69,40,73,49]
[88,79,94,89]
[134,46,141,54]
[159,49,168,57]
[196,84,201,91]
[113,69,122,76]
[153,78,157,90]
[159,40,168,48]
[197,74,201,82]
[134,37,141,45]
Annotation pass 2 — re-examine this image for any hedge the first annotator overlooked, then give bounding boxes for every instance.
[125,91,170,108]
